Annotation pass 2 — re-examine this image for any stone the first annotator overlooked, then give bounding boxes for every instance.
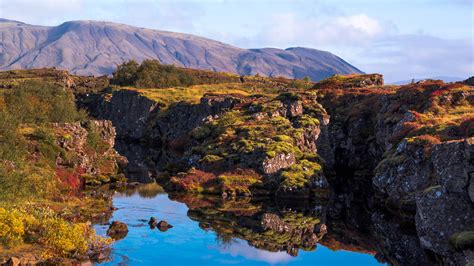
[262,153,296,174]
[106,221,129,240]
[148,217,157,227]
[415,186,474,264]
[157,220,173,232]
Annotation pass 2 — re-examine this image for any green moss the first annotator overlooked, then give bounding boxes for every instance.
[449,231,474,250]
[375,153,406,175]
[266,141,301,158]
[280,160,322,189]
[297,114,320,127]
[200,154,224,164]
[191,126,211,140]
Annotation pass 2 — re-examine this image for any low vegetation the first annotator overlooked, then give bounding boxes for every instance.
[111,60,241,88]
[0,80,114,261]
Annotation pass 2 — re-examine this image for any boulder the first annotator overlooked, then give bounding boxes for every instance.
[157,220,173,232]
[148,217,157,228]
[106,221,128,240]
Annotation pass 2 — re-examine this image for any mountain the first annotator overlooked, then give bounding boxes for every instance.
[0,19,363,80]
[391,76,465,85]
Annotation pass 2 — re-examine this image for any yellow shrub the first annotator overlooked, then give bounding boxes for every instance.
[40,218,89,256]
[0,208,25,246]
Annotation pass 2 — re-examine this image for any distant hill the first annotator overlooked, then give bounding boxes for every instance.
[0,19,363,80]
[391,76,465,85]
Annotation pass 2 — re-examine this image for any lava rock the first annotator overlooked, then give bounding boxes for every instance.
[106,221,128,240]
[157,220,173,231]
[148,217,158,228]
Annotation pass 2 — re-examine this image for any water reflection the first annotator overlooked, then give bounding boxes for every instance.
[96,184,384,266]
[171,194,327,257]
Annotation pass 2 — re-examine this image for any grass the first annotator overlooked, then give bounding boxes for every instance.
[127,83,252,107]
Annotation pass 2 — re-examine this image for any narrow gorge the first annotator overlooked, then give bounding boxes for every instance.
[77,71,474,265]
[0,67,472,265]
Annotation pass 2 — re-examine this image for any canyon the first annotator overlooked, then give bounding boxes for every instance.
[0,68,473,265]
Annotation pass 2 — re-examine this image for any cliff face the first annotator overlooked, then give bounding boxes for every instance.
[84,88,330,199]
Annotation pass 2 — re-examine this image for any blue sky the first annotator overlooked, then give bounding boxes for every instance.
[0,0,472,82]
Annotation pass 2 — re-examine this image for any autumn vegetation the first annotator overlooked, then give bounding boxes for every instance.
[0,80,113,261]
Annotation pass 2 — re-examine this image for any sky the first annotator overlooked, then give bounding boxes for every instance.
[0,0,473,82]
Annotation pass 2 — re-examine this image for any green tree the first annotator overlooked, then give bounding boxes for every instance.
[111,60,139,86]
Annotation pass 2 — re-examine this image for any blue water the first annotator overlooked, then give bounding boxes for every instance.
[95,188,382,266]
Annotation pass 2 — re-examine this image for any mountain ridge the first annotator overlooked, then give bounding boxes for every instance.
[0,18,363,80]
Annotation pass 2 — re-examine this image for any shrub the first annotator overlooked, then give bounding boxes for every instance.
[111,60,240,88]
[0,208,25,246]
[111,60,139,86]
[200,154,224,164]
[0,110,25,162]
[40,218,90,256]
[5,81,87,124]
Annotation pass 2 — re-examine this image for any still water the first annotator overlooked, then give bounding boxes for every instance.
[95,184,382,266]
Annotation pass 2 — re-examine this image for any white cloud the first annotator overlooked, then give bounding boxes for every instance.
[217,240,294,264]
[336,14,383,36]
[239,13,394,49]
[356,34,473,82]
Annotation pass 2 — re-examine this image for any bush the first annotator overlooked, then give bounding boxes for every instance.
[0,207,111,257]
[86,122,109,154]
[0,110,25,162]
[111,60,240,88]
[111,60,139,86]
[0,208,25,246]
[40,218,90,256]
[5,81,87,124]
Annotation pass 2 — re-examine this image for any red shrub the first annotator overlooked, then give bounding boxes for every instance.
[55,166,85,194]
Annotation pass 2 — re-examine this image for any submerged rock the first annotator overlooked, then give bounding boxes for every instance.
[148,217,158,227]
[107,221,129,240]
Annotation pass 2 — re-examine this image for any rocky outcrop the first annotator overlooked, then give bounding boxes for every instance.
[53,120,127,182]
[262,153,296,174]
[84,90,159,140]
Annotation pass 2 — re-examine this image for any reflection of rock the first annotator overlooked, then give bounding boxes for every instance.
[107,221,129,240]
[172,195,326,256]
[371,212,428,265]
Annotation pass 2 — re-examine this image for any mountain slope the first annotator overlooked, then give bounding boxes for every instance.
[0,19,363,80]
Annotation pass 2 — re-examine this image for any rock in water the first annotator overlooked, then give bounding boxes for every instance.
[148,217,158,228]
[157,220,173,232]
[107,221,129,240]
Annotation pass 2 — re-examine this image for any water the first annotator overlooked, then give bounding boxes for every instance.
[95,184,383,266]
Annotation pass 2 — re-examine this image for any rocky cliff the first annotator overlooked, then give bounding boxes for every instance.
[77,71,473,265]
